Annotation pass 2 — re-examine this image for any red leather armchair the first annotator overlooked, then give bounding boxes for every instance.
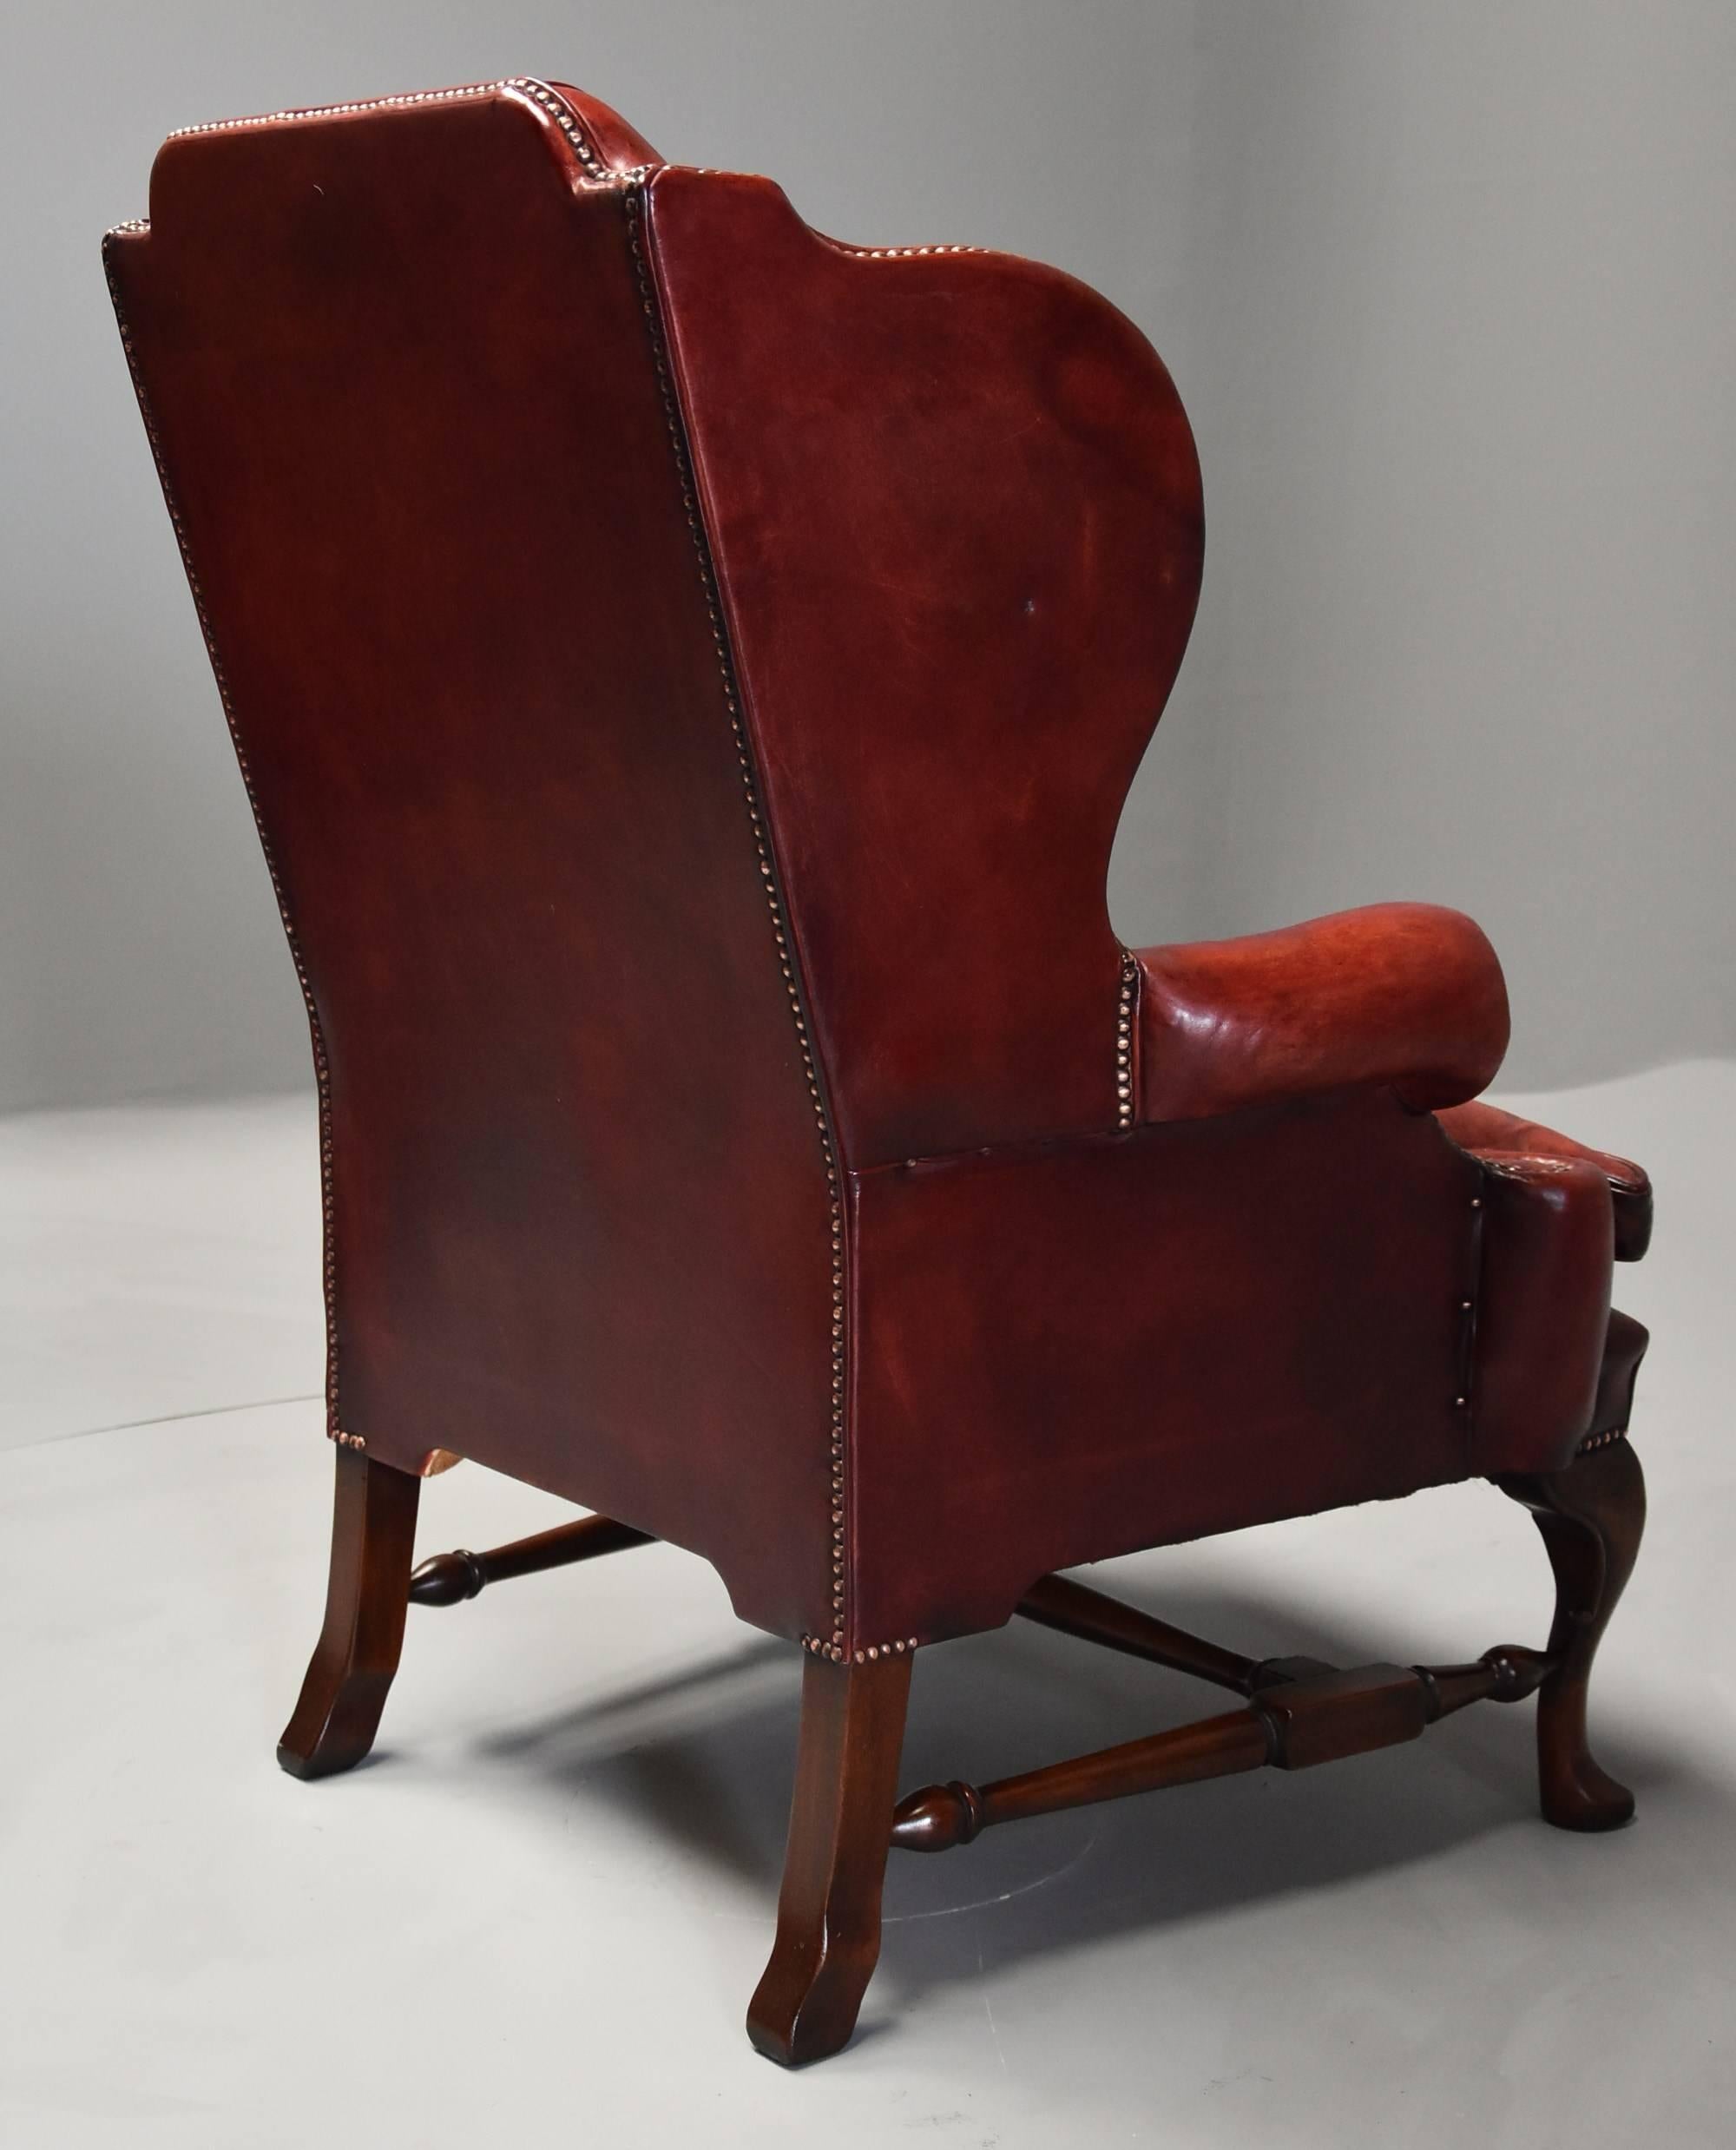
[106,77,1651,2067]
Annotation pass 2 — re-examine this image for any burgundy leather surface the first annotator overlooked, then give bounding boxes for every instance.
[1134,904,1510,1125]
[108,79,1652,1658]
[545,79,664,171]
[1466,1155,1614,1474]
[1437,1098,1652,1261]
[848,1092,1483,1644]
[648,166,1204,1164]
[1589,1309,1648,1441]
[108,89,838,1642]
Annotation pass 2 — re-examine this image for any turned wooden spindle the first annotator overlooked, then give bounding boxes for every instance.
[891,1646,1553,1853]
[408,1513,655,1606]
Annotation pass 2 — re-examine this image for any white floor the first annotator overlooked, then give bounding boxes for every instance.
[3,1066,1733,2148]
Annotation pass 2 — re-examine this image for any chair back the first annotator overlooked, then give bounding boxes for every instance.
[105,81,1200,1639]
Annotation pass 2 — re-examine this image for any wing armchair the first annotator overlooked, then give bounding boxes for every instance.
[106,77,1652,2067]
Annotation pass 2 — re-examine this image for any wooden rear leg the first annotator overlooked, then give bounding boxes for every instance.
[278,1444,421,1780]
[747,1649,914,2067]
[1499,1438,1646,1831]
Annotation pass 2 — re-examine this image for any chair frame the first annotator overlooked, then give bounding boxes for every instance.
[281,1435,1644,2065]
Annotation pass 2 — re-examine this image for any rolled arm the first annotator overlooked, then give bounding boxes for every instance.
[1132,902,1509,1124]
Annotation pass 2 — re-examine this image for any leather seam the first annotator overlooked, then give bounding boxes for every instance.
[856,1090,1389,1180]
[103,233,343,1438]
[854,1133,1131,1180]
[628,179,852,1660]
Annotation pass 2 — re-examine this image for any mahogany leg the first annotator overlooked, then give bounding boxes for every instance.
[1498,1438,1646,1831]
[278,1444,421,1781]
[746,1649,914,2067]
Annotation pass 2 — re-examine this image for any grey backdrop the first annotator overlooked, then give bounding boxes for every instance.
[5,1,1731,1111]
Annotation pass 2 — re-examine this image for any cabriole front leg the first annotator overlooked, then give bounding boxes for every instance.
[1497,1437,1646,1831]
[278,1443,421,1780]
[747,1649,914,2067]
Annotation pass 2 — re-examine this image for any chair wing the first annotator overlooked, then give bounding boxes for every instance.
[648,168,1204,1164]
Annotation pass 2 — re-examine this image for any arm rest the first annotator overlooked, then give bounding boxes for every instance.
[1132,902,1509,1124]
[1437,1099,1652,1260]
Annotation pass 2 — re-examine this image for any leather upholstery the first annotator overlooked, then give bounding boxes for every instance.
[1437,1099,1653,1260]
[1461,1153,1614,1475]
[106,78,1653,1660]
[648,165,1203,1162]
[107,89,838,1640]
[544,79,664,172]
[1588,1308,1648,1443]
[849,1090,1483,1645]
[1134,903,1510,1125]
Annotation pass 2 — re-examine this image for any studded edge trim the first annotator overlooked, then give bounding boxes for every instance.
[107,76,909,1658]
[102,234,345,1439]
[102,79,603,1450]
[1115,949,1139,1129]
[164,76,618,191]
[619,173,861,1662]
